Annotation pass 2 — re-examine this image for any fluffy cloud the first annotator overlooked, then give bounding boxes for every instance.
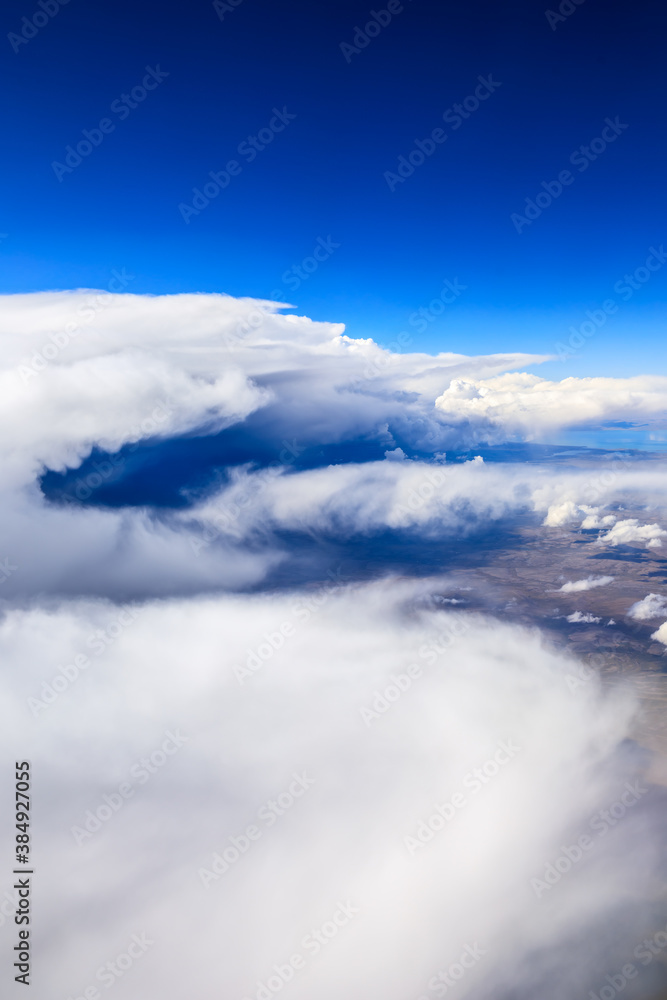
[0,292,665,999]
[3,292,667,488]
[435,372,667,441]
[597,518,667,548]
[558,576,614,593]
[2,290,547,485]
[542,502,617,530]
[650,622,667,646]
[629,594,667,620]
[0,289,662,598]
[542,499,582,527]
[566,611,602,623]
[0,291,545,598]
[579,510,617,530]
[0,580,660,999]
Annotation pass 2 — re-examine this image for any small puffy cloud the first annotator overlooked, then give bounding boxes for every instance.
[628,594,667,621]
[558,576,614,593]
[650,622,667,645]
[542,500,615,528]
[580,512,616,529]
[597,519,667,548]
[566,611,602,623]
[543,500,582,527]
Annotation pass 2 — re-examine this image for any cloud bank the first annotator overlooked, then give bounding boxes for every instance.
[1,580,663,1000]
[435,372,667,441]
[0,290,664,600]
[0,291,665,998]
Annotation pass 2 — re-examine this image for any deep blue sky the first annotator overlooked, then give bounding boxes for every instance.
[2,0,665,376]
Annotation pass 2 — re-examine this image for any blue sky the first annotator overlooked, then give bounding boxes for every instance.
[2,0,665,376]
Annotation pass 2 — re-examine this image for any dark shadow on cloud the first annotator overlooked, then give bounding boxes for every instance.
[250,520,527,594]
[39,424,627,512]
[39,431,391,509]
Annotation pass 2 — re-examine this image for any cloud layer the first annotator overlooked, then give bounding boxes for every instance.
[0,290,664,601]
[0,291,666,998]
[435,372,667,441]
[0,580,662,1000]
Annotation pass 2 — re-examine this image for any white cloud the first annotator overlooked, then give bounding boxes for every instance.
[542,498,618,529]
[566,611,602,623]
[0,289,664,603]
[384,447,406,461]
[0,292,543,598]
[579,511,616,529]
[435,372,667,441]
[628,594,667,621]
[542,500,581,527]
[650,622,667,646]
[0,292,664,998]
[0,580,658,999]
[3,292,667,489]
[1,291,548,486]
[597,519,667,548]
[558,576,614,593]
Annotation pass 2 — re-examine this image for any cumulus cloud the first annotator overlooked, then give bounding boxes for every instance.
[384,447,406,461]
[542,499,582,527]
[566,611,602,623]
[597,518,667,548]
[0,291,665,999]
[0,291,550,598]
[628,593,667,621]
[650,622,667,646]
[435,372,667,441]
[3,292,667,483]
[0,291,664,602]
[558,576,614,593]
[1,290,546,483]
[0,292,531,598]
[579,511,617,529]
[541,501,616,529]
